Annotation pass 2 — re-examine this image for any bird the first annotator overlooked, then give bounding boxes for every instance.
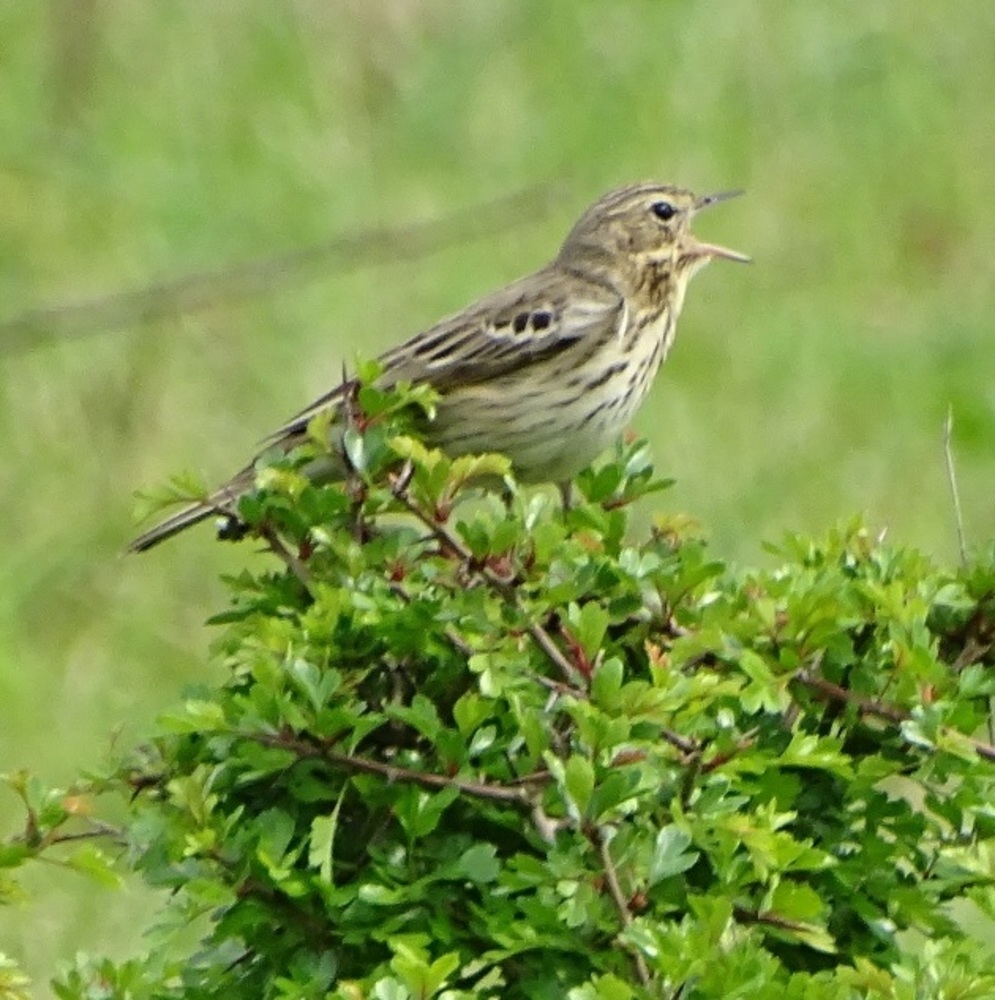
[128,181,748,552]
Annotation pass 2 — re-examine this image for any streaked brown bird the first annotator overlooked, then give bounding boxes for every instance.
[129,182,748,552]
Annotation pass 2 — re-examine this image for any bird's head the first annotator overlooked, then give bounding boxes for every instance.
[558,182,749,291]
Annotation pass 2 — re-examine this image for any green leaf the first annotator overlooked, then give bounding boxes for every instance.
[308,793,344,885]
[647,826,699,884]
[448,451,512,488]
[371,979,411,1000]
[564,755,595,818]
[341,426,366,473]
[390,945,459,998]
[577,463,623,503]
[769,880,828,922]
[158,698,227,733]
[568,973,636,1000]
[64,845,123,890]
[778,732,853,777]
[392,786,460,839]
[467,724,497,757]
[386,694,442,741]
[569,601,610,659]
[390,434,441,471]
[453,843,500,884]
[452,692,491,735]
[358,883,406,906]
[287,658,341,712]
[255,808,296,868]
[590,657,624,710]
[737,649,788,713]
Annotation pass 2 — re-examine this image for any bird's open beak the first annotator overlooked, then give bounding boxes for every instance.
[689,189,750,263]
[686,238,752,263]
[695,189,745,211]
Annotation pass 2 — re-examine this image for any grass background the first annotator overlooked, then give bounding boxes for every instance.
[2,1,993,991]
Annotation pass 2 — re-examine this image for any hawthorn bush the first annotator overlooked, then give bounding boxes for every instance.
[4,378,995,999]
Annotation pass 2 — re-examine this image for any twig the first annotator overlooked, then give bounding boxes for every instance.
[506,769,553,787]
[595,828,652,987]
[338,368,374,542]
[324,748,532,804]
[530,805,569,843]
[700,731,758,774]
[733,904,820,934]
[258,526,312,590]
[390,580,476,658]
[526,671,590,699]
[660,729,698,756]
[525,621,582,684]
[797,668,995,763]
[0,184,561,356]
[43,821,124,847]
[389,477,580,683]
[944,406,968,566]
[251,731,538,806]
[797,672,907,723]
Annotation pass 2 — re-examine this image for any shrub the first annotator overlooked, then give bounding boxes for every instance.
[4,378,995,998]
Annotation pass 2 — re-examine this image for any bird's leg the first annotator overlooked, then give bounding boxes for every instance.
[558,480,574,511]
[213,485,251,543]
[217,515,251,543]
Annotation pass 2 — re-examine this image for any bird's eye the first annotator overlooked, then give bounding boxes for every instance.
[651,201,677,222]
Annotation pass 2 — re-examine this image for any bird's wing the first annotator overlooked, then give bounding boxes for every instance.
[267,267,624,441]
[382,267,625,389]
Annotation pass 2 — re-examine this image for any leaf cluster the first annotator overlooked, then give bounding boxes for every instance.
[4,378,995,998]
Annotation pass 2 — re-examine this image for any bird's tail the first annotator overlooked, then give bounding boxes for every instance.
[126,501,219,553]
[126,470,254,553]
[127,428,337,553]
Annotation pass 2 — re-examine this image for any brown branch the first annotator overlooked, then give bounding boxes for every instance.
[506,769,553,787]
[660,729,698,756]
[525,621,582,683]
[944,406,968,567]
[250,731,537,806]
[258,525,312,590]
[953,635,992,673]
[389,580,476,658]
[44,821,124,847]
[6,819,125,855]
[595,828,651,987]
[798,672,907,723]
[324,748,531,804]
[0,184,561,356]
[797,668,995,763]
[526,671,590,699]
[700,731,758,775]
[389,475,581,684]
[733,904,819,934]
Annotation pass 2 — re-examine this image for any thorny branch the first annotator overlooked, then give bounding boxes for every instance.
[388,464,581,684]
[389,580,476,658]
[595,827,652,987]
[796,664,995,763]
[1,184,560,356]
[664,637,995,766]
[258,524,312,589]
[251,730,543,806]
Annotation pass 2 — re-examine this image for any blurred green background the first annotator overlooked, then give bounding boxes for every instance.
[2,1,993,991]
